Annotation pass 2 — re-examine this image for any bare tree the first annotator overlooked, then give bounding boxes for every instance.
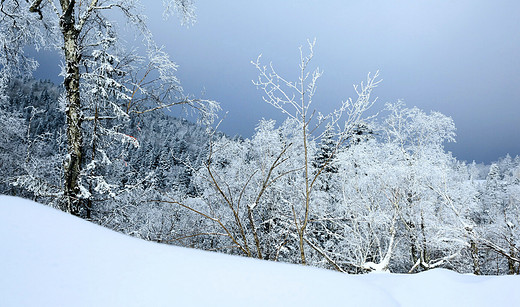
[251,39,380,265]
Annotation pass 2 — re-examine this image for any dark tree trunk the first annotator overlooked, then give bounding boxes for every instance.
[470,240,481,275]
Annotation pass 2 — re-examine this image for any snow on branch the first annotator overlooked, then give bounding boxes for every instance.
[162,0,196,25]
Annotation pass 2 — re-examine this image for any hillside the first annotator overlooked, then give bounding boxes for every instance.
[1,196,518,307]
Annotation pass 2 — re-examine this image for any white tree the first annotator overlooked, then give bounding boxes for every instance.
[250,39,380,265]
[0,5,41,195]
[0,0,219,216]
[331,102,483,273]
[0,107,27,194]
[479,159,520,274]
[160,41,379,269]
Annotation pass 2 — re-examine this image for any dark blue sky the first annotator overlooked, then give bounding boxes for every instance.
[32,1,520,163]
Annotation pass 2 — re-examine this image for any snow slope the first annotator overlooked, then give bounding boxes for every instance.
[0,195,518,306]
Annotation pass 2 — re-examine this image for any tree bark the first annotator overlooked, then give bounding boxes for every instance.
[60,0,83,216]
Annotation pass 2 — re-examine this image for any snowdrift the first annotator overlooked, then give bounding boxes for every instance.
[0,196,518,306]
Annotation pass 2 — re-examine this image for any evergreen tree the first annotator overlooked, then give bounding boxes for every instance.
[313,126,338,174]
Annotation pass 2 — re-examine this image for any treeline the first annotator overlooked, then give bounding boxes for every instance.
[1,78,519,275]
[0,78,210,240]
[163,103,520,275]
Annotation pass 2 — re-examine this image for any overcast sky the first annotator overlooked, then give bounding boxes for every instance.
[33,0,520,164]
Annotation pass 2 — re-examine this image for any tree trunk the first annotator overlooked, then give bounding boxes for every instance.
[470,240,481,275]
[60,0,83,216]
[508,247,516,275]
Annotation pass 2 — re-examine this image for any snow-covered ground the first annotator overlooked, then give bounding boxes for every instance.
[1,196,518,307]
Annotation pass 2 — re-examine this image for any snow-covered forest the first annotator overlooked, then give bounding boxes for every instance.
[1,0,519,284]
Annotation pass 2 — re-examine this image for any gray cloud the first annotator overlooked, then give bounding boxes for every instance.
[32,0,520,163]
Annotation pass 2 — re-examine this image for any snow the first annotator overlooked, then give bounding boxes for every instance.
[1,196,518,307]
